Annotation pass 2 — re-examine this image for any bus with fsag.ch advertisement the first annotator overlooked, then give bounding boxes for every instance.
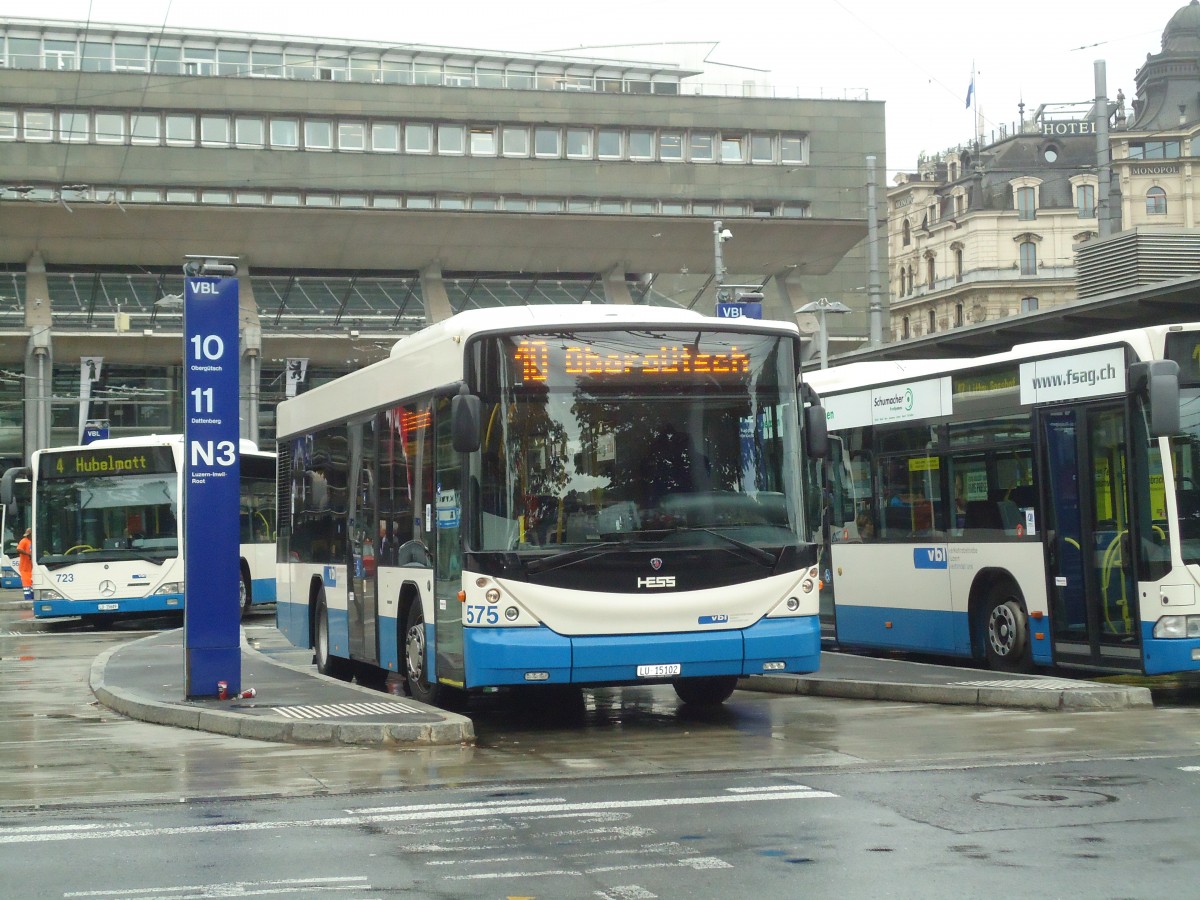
[3,433,276,625]
[274,305,828,707]
[804,322,1200,675]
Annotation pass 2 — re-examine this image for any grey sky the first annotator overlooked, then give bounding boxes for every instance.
[0,0,1188,178]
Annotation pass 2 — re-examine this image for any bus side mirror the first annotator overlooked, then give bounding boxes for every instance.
[451,389,482,453]
[1131,361,1180,437]
[1,466,30,514]
[804,404,829,459]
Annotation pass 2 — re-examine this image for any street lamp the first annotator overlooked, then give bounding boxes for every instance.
[795,297,851,368]
[712,220,733,301]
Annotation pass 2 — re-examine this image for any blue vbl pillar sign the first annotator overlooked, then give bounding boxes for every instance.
[715,301,763,320]
[183,276,241,698]
[82,420,109,444]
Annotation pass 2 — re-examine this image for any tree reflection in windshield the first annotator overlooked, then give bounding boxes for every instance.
[473,329,803,551]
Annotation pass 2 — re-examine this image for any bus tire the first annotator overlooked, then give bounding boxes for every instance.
[239,564,252,619]
[673,675,739,706]
[315,594,353,681]
[985,585,1032,672]
[404,602,441,707]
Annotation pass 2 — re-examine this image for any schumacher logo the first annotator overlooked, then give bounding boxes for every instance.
[638,576,676,589]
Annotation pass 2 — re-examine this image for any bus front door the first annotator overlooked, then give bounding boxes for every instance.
[1042,404,1140,671]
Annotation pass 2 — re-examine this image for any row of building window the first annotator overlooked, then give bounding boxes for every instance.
[0,33,683,94]
[896,242,1040,298]
[896,297,1039,340]
[1,184,811,218]
[0,107,809,165]
[899,184,1099,245]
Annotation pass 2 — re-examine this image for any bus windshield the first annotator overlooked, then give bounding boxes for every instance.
[1173,386,1200,565]
[36,449,179,565]
[472,329,802,552]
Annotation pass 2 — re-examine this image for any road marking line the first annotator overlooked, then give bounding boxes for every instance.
[274,700,420,718]
[1,789,836,845]
[63,875,370,897]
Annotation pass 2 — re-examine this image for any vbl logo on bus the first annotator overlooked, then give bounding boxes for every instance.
[913,547,948,570]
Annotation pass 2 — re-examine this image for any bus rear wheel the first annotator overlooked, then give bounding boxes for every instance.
[315,594,353,681]
[239,567,252,619]
[404,602,441,707]
[985,585,1032,672]
[673,675,739,707]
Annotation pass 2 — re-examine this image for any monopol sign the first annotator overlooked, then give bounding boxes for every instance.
[183,275,241,698]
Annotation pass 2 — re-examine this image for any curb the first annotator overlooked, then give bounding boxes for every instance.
[89,635,475,746]
[738,673,1154,710]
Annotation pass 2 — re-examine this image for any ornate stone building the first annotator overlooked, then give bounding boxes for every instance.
[887,1,1200,344]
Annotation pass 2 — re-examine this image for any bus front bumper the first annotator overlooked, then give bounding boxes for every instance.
[32,592,184,619]
[463,616,820,687]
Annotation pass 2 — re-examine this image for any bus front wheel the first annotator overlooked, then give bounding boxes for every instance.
[315,594,353,681]
[985,585,1032,672]
[404,602,441,707]
[673,675,739,706]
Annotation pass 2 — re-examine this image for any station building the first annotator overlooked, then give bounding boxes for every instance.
[0,17,884,465]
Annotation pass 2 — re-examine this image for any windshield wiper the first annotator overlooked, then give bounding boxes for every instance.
[678,527,779,567]
[525,541,625,575]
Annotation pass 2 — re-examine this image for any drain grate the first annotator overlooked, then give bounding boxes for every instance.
[272,700,422,719]
[951,678,1112,691]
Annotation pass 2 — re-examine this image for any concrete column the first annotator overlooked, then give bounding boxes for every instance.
[601,266,633,304]
[778,275,819,366]
[238,265,262,448]
[23,254,53,457]
[420,264,453,323]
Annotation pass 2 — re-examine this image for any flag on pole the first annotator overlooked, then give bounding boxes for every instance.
[965,73,975,109]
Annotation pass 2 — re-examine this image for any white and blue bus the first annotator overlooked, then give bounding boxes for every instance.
[14,434,276,623]
[804,323,1200,675]
[275,306,828,707]
[0,468,30,589]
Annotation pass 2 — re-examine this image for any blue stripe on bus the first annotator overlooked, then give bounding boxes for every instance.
[33,593,184,619]
[325,605,350,660]
[1141,623,1200,675]
[463,616,820,686]
[834,604,969,655]
[249,577,276,605]
[275,597,308,648]
[835,604,1056,666]
[1,574,20,589]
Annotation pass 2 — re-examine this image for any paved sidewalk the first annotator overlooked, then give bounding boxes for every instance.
[89,627,474,746]
[742,650,1154,710]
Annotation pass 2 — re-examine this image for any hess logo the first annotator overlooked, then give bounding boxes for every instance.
[638,575,676,589]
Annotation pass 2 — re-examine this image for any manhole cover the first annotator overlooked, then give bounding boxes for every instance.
[975,789,1115,808]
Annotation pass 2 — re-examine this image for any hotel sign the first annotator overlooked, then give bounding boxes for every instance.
[1040,121,1096,136]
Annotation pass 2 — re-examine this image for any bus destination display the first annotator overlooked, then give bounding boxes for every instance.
[514,338,751,384]
[42,446,175,479]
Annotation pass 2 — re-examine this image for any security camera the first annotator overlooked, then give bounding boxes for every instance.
[719,228,733,241]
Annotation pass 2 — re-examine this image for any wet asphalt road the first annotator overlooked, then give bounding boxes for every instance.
[3,594,1200,897]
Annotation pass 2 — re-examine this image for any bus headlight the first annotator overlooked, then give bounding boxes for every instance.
[485,588,501,603]
[154,582,184,595]
[37,589,62,601]
[1152,615,1200,638]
